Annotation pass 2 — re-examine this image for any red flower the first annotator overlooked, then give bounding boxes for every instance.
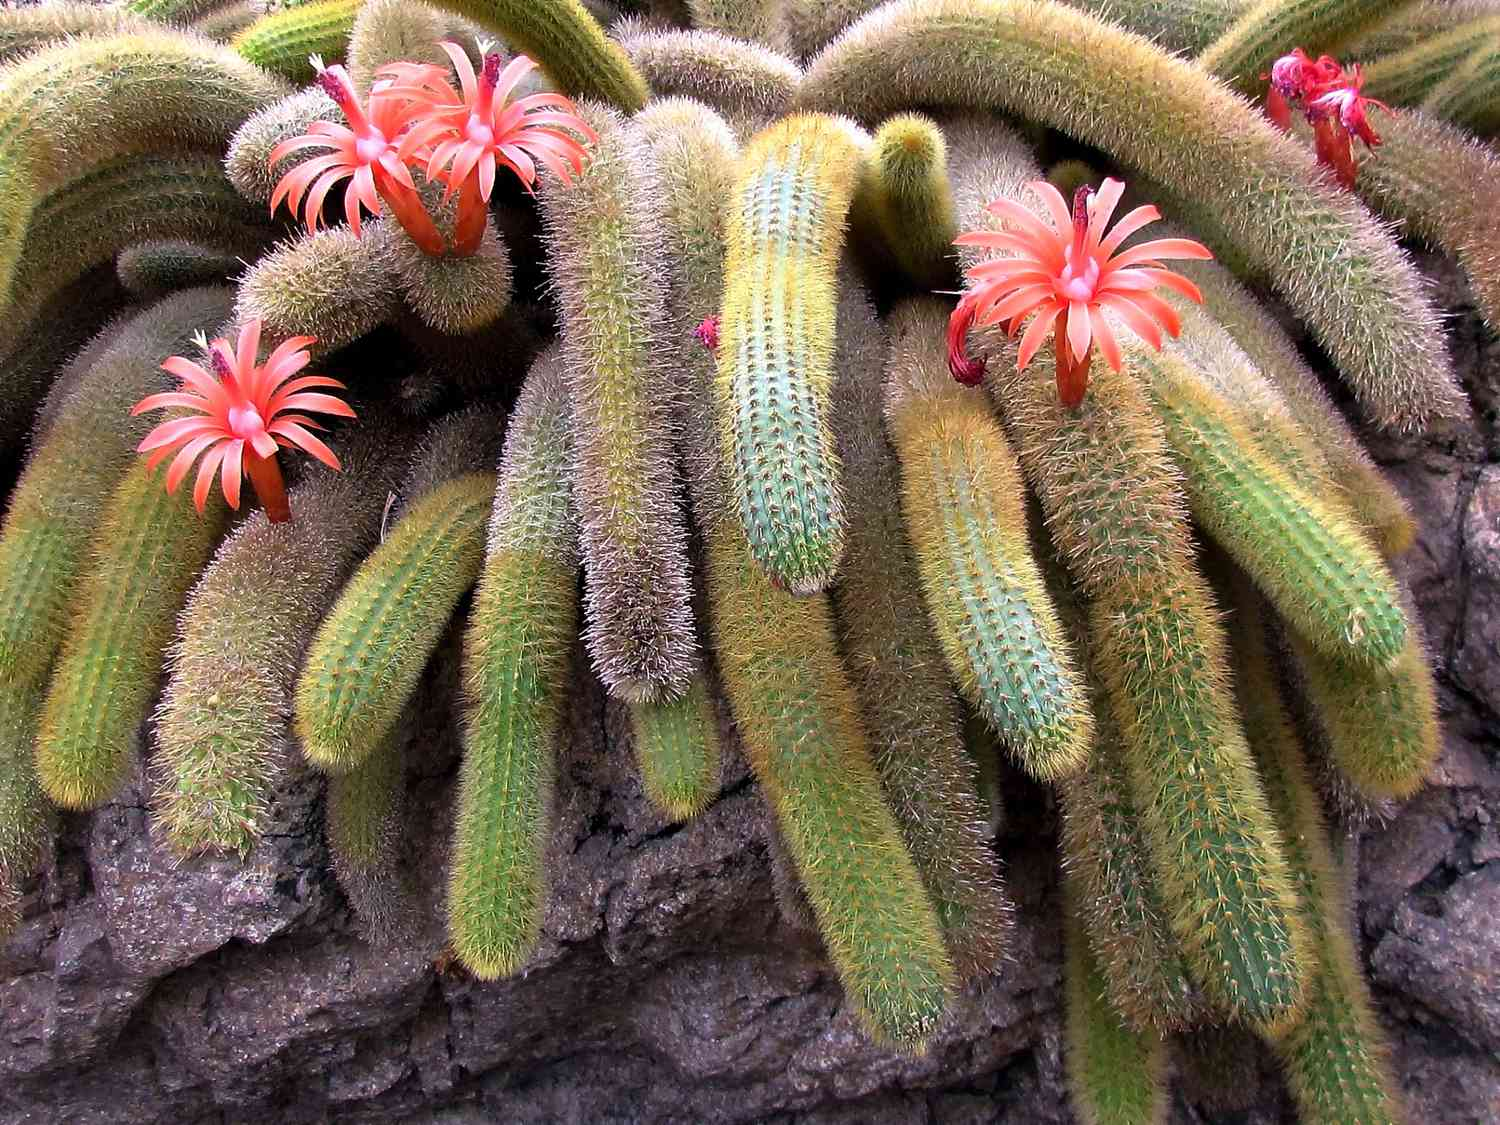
[132,320,355,522]
[1262,50,1388,188]
[385,42,596,255]
[268,56,447,255]
[949,178,1213,408]
[694,315,720,352]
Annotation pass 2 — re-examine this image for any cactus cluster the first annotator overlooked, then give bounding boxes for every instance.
[0,0,1479,1117]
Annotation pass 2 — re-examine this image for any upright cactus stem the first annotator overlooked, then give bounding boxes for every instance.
[37,460,229,810]
[883,299,1092,783]
[832,285,1012,980]
[539,105,699,704]
[1198,0,1400,94]
[860,114,958,288]
[0,31,286,320]
[232,0,364,84]
[424,0,649,109]
[718,114,867,593]
[1229,580,1405,1125]
[450,351,580,979]
[296,412,501,775]
[798,0,1465,433]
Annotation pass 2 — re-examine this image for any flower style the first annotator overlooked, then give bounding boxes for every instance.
[269,56,447,255]
[384,42,597,255]
[132,320,355,523]
[1262,50,1388,189]
[948,178,1213,409]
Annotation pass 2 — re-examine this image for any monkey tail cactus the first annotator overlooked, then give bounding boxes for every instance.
[860,113,958,288]
[797,0,1466,433]
[627,675,723,822]
[538,103,699,704]
[450,349,580,978]
[717,113,868,593]
[883,299,1093,783]
[296,409,503,774]
[1198,0,1400,94]
[232,0,363,83]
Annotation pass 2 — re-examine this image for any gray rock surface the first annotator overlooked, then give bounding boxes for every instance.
[1,254,1497,1123]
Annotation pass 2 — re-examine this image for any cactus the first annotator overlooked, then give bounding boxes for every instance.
[225,88,343,207]
[797,0,1466,433]
[859,114,957,288]
[233,1,364,84]
[783,0,883,58]
[118,240,245,299]
[347,0,455,95]
[1229,580,1405,1125]
[0,288,233,688]
[422,0,649,109]
[1140,352,1408,667]
[126,0,228,23]
[327,716,416,943]
[0,154,269,360]
[627,674,723,821]
[687,0,790,51]
[833,287,1012,979]
[297,412,502,774]
[614,23,802,135]
[1288,590,1440,799]
[1063,885,1170,1125]
[1065,0,1244,54]
[538,104,698,703]
[1362,15,1500,104]
[449,350,580,978]
[0,678,48,939]
[236,224,401,355]
[0,31,287,317]
[192,3,261,43]
[36,458,230,810]
[153,439,402,856]
[883,299,1092,782]
[1422,34,1500,134]
[718,113,867,593]
[388,216,513,335]
[1344,110,1500,334]
[1198,0,1401,94]
[0,4,149,64]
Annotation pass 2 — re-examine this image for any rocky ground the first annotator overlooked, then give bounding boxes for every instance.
[0,253,1495,1124]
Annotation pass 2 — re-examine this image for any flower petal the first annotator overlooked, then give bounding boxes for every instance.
[164,433,222,494]
[1067,299,1093,364]
[1016,304,1062,370]
[220,439,244,511]
[193,445,229,512]
[269,420,341,470]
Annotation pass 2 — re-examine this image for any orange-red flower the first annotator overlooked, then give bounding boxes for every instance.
[949,178,1213,408]
[386,42,596,254]
[133,320,355,522]
[1262,50,1388,189]
[269,56,447,255]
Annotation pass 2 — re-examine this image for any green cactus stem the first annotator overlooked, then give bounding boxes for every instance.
[0,31,286,320]
[1063,883,1170,1125]
[1172,257,1416,556]
[232,1,364,84]
[859,114,957,288]
[118,240,245,299]
[0,288,233,688]
[883,299,1092,782]
[1363,15,1500,104]
[1230,580,1405,1125]
[36,459,230,810]
[0,4,148,64]
[1422,34,1500,134]
[0,154,269,362]
[1287,588,1440,799]
[687,0,790,51]
[327,718,416,943]
[627,675,723,821]
[784,0,883,59]
[1198,0,1401,95]
[225,87,342,207]
[347,0,455,95]
[153,440,403,856]
[423,0,649,109]
[1066,0,1244,55]
[297,411,502,774]
[538,104,699,704]
[388,216,513,335]
[1141,353,1408,667]
[449,350,580,978]
[797,0,1466,434]
[192,3,261,43]
[1345,0,1495,59]
[0,679,49,940]
[832,287,1011,980]
[614,23,802,135]
[718,113,867,593]
[236,224,402,356]
[126,0,228,24]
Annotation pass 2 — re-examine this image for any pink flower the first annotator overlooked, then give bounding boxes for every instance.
[385,43,596,255]
[949,178,1213,409]
[1261,50,1388,188]
[269,56,447,255]
[1309,63,1388,149]
[132,320,355,522]
[694,315,720,352]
